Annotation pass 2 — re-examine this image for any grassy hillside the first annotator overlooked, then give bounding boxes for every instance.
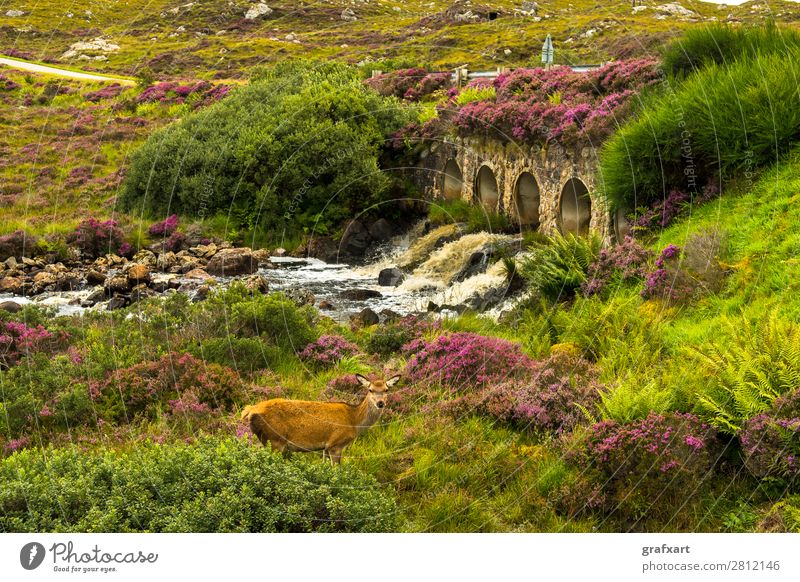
[2,0,798,78]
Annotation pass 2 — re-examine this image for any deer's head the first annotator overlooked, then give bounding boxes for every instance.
[356,374,400,409]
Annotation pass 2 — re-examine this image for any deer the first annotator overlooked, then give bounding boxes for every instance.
[240,373,400,464]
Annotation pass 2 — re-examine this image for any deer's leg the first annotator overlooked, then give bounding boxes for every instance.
[328,446,344,465]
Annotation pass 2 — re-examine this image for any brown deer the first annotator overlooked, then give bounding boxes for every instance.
[240,374,400,464]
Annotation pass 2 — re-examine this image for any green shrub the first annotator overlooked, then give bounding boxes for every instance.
[189,337,279,375]
[601,48,800,211]
[0,438,398,532]
[518,233,600,302]
[455,85,496,106]
[120,60,413,234]
[230,292,317,352]
[661,22,800,78]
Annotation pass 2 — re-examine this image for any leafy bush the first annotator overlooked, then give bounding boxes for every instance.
[230,292,317,351]
[364,315,439,357]
[0,437,397,532]
[121,61,412,234]
[299,334,360,368]
[518,233,600,302]
[0,320,64,368]
[691,314,800,434]
[661,22,800,78]
[365,68,452,101]
[455,85,496,106]
[601,48,800,211]
[403,332,534,389]
[739,388,800,481]
[0,229,39,260]
[189,336,279,375]
[566,412,723,520]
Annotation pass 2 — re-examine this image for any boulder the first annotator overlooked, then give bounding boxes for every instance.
[127,263,151,284]
[339,220,371,257]
[129,284,155,304]
[86,269,106,285]
[0,276,23,294]
[81,287,106,307]
[351,307,379,327]
[192,284,211,302]
[341,7,357,21]
[252,248,272,266]
[107,295,129,311]
[156,251,177,272]
[318,300,334,310]
[242,274,269,294]
[183,268,213,280]
[0,301,23,313]
[380,309,402,323]
[205,247,257,276]
[368,218,394,243]
[283,288,315,307]
[378,267,404,287]
[245,2,272,20]
[104,274,130,294]
[339,288,382,301]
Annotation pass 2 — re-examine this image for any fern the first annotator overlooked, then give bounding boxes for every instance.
[518,232,600,302]
[690,313,800,434]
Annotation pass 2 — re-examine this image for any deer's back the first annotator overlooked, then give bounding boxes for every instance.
[247,398,356,448]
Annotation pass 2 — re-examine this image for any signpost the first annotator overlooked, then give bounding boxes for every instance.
[541,34,554,70]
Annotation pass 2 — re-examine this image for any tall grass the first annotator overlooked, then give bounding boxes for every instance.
[661,22,800,78]
[601,48,800,211]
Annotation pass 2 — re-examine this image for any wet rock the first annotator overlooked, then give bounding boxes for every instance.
[298,236,339,263]
[369,219,394,243]
[81,287,106,306]
[127,263,151,284]
[86,269,106,285]
[4,257,17,269]
[156,251,177,272]
[133,249,157,268]
[426,300,439,312]
[183,268,213,280]
[242,274,269,294]
[454,248,493,282]
[252,248,272,266]
[129,284,155,304]
[283,288,315,307]
[104,274,130,294]
[189,243,218,259]
[339,288,382,301]
[318,300,334,310]
[192,284,211,302]
[380,309,402,323]
[0,276,23,294]
[351,307,379,327]
[273,248,287,257]
[177,256,203,273]
[340,220,371,257]
[107,295,129,311]
[378,267,404,287]
[0,301,23,313]
[206,247,257,276]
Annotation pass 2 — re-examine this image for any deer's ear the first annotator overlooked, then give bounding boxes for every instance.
[385,375,401,387]
[355,374,372,388]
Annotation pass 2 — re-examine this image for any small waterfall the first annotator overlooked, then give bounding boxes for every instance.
[395,223,462,269]
[432,258,509,307]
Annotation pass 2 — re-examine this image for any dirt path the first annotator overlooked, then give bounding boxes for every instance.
[0,56,135,85]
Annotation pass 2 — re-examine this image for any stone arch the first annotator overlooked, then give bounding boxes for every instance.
[512,171,540,228]
[559,177,592,236]
[442,159,463,201]
[474,164,499,212]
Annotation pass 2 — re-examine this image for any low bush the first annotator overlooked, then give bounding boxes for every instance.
[299,334,360,368]
[364,316,440,357]
[566,412,723,521]
[739,388,800,481]
[230,292,317,351]
[0,437,398,532]
[73,217,128,258]
[582,235,651,297]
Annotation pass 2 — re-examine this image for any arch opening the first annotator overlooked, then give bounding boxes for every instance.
[559,178,592,236]
[442,159,463,201]
[613,206,632,243]
[475,165,499,212]
[513,171,540,228]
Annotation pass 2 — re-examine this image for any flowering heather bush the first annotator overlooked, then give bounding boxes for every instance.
[83,83,125,102]
[446,59,660,147]
[136,81,230,108]
[299,334,360,368]
[88,352,247,423]
[164,231,187,252]
[568,412,722,516]
[0,73,20,92]
[582,235,651,297]
[441,353,601,434]
[365,68,452,101]
[148,214,179,236]
[641,244,693,302]
[403,332,534,389]
[74,217,127,258]
[0,321,61,367]
[740,388,800,480]
[0,229,38,260]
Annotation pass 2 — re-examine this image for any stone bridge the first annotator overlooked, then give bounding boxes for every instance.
[410,138,623,244]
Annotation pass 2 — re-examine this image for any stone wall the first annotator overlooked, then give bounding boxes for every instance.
[410,137,614,244]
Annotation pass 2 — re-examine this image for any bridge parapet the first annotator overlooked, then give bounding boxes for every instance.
[411,137,613,244]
